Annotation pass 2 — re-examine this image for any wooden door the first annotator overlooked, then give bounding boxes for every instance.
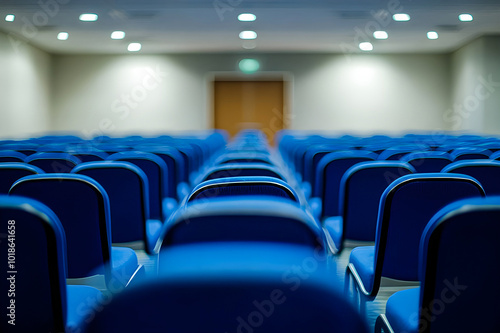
[213,80,285,145]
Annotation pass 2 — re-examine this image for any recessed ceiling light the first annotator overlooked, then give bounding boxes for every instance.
[127,42,141,52]
[393,13,410,21]
[111,31,126,40]
[359,42,373,51]
[239,30,257,40]
[238,13,256,22]
[57,32,69,41]
[79,13,98,22]
[373,31,388,39]
[427,31,439,40]
[5,14,15,22]
[459,13,473,22]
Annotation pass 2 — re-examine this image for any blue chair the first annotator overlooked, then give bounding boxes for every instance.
[313,151,377,219]
[25,152,81,173]
[323,161,415,254]
[488,150,500,160]
[0,150,26,163]
[376,197,500,333]
[108,151,173,221]
[198,163,286,182]
[442,160,500,196]
[71,151,109,163]
[0,142,39,155]
[135,147,186,200]
[0,195,102,333]
[187,177,300,203]
[377,144,429,161]
[400,151,453,173]
[87,242,368,333]
[303,144,353,191]
[72,162,161,254]
[0,163,44,194]
[213,151,274,165]
[158,196,324,251]
[9,174,144,290]
[450,147,491,161]
[345,174,485,313]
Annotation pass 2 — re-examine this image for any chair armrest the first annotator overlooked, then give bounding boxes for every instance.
[323,216,343,254]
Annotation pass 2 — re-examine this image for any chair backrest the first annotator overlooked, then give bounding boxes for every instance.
[25,152,81,173]
[135,146,185,198]
[450,147,491,161]
[0,195,67,332]
[87,242,368,333]
[400,151,453,173]
[0,143,39,155]
[339,161,415,245]
[304,144,354,190]
[188,177,299,203]
[201,163,285,182]
[372,174,485,294]
[215,151,273,165]
[442,160,500,196]
[315,151,377,217]
[419,197,500,333]
[71,151,109,162]
[0,163,44,194]
[377,144,429,161]
[108,151,168,220]
[159,197,323,250]
[72,162,151,249]
[0,150,27,163]
[9,174,112,281]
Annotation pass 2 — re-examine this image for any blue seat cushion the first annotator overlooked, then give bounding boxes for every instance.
[349,246,375,293]
[324,216,342,251]
[66,285,102,331]
[146,219,163,253]
[385,287,420,333]
[111,247,139,286]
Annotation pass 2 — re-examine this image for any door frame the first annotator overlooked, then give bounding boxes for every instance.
[205,71,294,137]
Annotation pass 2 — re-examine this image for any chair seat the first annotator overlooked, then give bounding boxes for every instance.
[385,287,420,333]
[323,216,342,252]
[146,219,163,252]
[349,246,375,293]
[66,285,102,331]
[111,247,140,286]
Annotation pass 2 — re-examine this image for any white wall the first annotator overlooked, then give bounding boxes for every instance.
[51,53,452,138]
[0,31,52,138]
[450,35,500,135]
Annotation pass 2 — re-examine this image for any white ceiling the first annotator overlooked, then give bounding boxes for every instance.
[0,0,500,54]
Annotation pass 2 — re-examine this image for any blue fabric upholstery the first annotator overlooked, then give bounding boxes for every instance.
[159,196,324,251]
[442,160,500,195]
[347,174,485,298]
[25,152,81,173]
[88,242,368,333]
[0,195,101,333]
[188,176,299,203]
[66,285,103,331]
[382,197,500,332]
[314,151,377,218]
[385,288,419,333]
[9,174,142,289]
[72,161,159,254]
[348,246,375,294]
[108,151,170,221]
[0,163,44,194]
[400,151,452,173]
